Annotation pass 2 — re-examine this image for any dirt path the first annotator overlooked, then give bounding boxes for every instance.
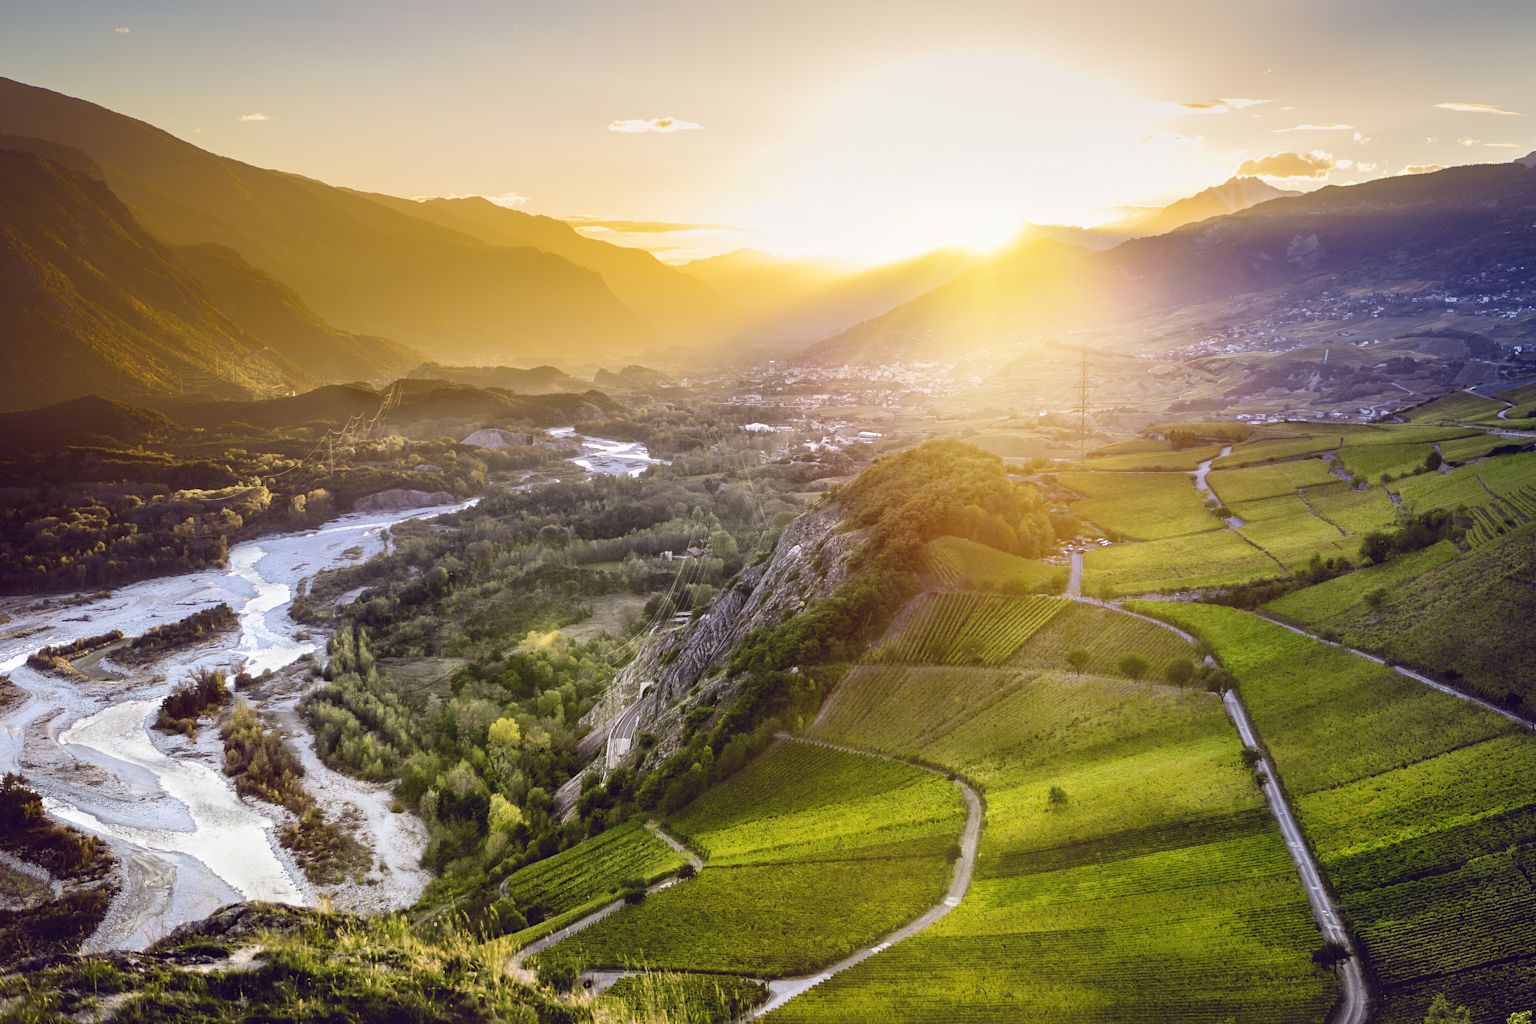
[739,735,982,1021]
[508,821,703,975]
[1221,691,1370,1024]
[1057,593,1371,1024]
[1256,613,1533,730]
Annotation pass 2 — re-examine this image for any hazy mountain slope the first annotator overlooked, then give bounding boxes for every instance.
[812,160,1536,362]
[365,194,745,339]
[174,243,418,382]
[0,148,304,410]
[0,77,646,364]
[1117,176,1298,237]
[684,247,976,342]
[806,238,1098,362]
[0,395,179,454]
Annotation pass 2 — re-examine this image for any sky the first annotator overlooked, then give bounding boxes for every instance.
[4,0,1536,264]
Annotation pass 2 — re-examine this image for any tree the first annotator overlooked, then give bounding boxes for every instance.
[1065,648,1090,675]
[1507,1013,1533,1024]
[1116,653,1149,681]
[1163,657,1195,686]
[488,717,522,751]
[1311,941,1350,970]
[1361,531,1394,565]
[1424,994,1472,1024]
[1425,450,1443,472]
[487,793,523,833]
[1047,785,1068,809]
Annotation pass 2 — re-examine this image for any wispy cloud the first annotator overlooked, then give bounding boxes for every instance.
[1237,150,1337,179]
[1180,98,1268,113]
[1401,164,1446,175]
[237,112,271,122]
[1273,122,1355,133]
[565,216,736,233]
[113,26,130,33]
[1435,101,1522,116]
[608,116,702,134]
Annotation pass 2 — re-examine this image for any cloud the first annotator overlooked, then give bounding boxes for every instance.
[1435,101,1522,116]
[1401,164,1446,175]
[237,112,270,122]
[1237,150,1337,179]
[565,216,736,233]
[113,26,130,33]
[412,191,531,208]
[483,192,530,208]
[608,116,702,134]
[1180,98,1268,113]
[1273,122,1355,133]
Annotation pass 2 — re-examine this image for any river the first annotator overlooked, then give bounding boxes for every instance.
[0,499,475,950]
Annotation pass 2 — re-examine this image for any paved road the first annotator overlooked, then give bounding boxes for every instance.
[1223,691,1370,1024]
[740,735,983,1020]
[1256,613,1534,730]
[605,692,650,771]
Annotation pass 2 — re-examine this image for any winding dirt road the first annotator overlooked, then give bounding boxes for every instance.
[740,736,982,1021]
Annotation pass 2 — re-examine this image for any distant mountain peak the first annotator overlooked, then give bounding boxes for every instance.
[1517,151,1536,169]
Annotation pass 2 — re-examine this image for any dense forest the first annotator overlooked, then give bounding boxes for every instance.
[299,444,830,928]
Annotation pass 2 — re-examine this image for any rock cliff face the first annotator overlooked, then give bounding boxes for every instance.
[351,489,457,513]
[572,500,863,768]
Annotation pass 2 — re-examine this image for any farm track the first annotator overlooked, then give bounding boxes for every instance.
[1255,613,1535,730]
[739,734,982,1021]
[1066,552,1370,1024]
[507,821,702,975]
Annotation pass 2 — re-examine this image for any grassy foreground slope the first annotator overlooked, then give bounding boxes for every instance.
[1139,604,1536,1024]
[770,651,1334,1022]
[540,742,963,976]
[1264,526,1536,710]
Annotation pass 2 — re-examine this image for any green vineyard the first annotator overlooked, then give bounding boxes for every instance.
[500,820,686,921]
[1141,604,1536,1024]
[536,741,964,978]
[876,593,1066,665]
[924,536,1066,594]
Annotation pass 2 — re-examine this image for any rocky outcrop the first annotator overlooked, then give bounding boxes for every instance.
[576,500,863,767]
[351,489,457,513]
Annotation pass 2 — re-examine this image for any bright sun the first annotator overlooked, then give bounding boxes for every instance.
[745,52,1227,265]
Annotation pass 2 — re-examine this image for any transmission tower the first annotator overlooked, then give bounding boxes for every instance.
[1077,350,1090,460]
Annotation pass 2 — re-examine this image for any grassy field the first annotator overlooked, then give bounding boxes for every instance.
[1300,481,1398,535]
[1265,527,1536,709]
[925,536,1066,594]
[775,658,1335,1023]
[538,741,963,977]
[1082,529,1282,597]
[1054,470,1222,540]
[1208,458,1338,504]
[875,592,1065,665]
[1405,390,1508,424]
[1213,434,1345,468]
[1008,601,1198,680]
[1072,444,1223,471]
[501,821,686,923]
[1132,603,1536,1024]
[1336,441,1439,483]
[1231,493,1353,569]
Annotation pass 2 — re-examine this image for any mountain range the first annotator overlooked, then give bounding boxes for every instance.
[3,73,1533,406]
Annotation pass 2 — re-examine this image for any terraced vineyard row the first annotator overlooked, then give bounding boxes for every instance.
[1464,484,1536,545]
[1140,604,1536,1024]
[876,593,1065,666]
[534,740,964,978]
[500,820,686,921]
